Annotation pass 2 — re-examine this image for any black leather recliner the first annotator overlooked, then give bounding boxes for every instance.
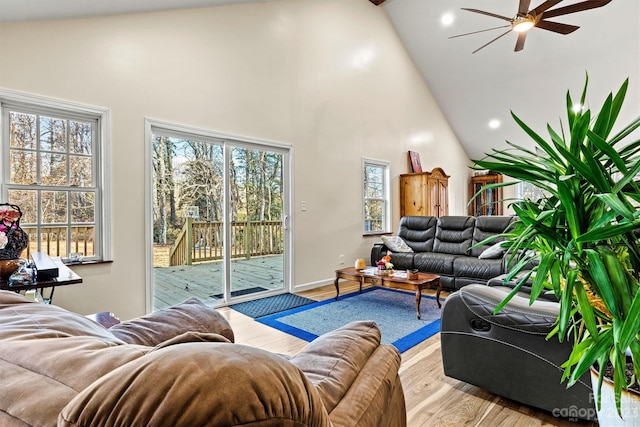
[440,284,595,421]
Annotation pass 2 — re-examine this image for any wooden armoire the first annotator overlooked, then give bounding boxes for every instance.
[400,167,449,217]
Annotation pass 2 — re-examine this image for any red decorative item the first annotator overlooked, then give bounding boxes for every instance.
[409,151,422,173]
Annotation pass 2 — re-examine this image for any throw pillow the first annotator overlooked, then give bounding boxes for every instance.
[381,235,413,253]
[479,242,506,259]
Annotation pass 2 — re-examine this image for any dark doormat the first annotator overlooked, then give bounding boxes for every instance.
[230,293,316,318]
[210,287,268,299]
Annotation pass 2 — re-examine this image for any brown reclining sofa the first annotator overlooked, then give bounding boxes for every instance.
[0,291,406,427]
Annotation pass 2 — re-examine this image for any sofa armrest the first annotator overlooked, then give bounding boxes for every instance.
[288,321,401,415]
[445,284,559,334]
[371,242,389,266]
[108,297,234,346]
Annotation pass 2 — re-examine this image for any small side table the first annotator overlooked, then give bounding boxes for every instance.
[0,259,82,304]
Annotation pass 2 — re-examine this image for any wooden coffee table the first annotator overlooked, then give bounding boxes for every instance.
[334,267,441,319]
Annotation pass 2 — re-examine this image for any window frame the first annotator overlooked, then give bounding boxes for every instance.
[0,89,111,262]
[362,158,391,235]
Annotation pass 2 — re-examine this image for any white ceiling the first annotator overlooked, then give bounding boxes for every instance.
[2,0,638,161]
[383,0,640,160]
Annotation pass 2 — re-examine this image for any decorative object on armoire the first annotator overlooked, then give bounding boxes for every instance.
[400,167,449,217]
[0,204,29,280]
[408,151,422,173]
[469,172,503,216]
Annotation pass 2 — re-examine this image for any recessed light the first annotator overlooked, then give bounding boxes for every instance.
[441,13,455,27]
[488,119,501,129]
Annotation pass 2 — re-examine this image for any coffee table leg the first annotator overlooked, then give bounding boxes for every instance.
[415,289,422,319]
[436,287,442,308]
[334,277,340,301]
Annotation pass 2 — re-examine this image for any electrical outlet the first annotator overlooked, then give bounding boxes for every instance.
[301,201,307,211]
[339,254,345,264]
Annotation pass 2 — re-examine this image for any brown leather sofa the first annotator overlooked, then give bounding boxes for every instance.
[0,291,406,426]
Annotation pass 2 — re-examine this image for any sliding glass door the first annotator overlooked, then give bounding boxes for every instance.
[227,145,286,299]
[148,122,290,311]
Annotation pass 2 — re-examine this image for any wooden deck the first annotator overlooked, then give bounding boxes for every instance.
[153,254,284,310]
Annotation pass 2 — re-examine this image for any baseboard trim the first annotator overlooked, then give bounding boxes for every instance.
[294,278,333,292]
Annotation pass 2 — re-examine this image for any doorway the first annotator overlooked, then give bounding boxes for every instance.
[146,120,291,311]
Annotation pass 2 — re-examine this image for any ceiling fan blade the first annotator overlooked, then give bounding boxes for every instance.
[461,8,513,23]
[449,25,511,39]
[535,19,580,34]
[530,0,563,16]
[472,29,513,54]
[542,0,612,19]
[518,0,532,15]
[514,32,527,52]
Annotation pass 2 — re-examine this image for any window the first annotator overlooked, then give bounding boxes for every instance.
[0,91,110,261]
[517,180,550,201]
[363,158,390,234]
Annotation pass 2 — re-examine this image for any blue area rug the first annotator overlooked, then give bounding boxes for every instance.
[230,293,316,318]
[258,287,441,353]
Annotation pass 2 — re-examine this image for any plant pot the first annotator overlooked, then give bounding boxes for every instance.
[590,365,640,426]
[0,258,21,280]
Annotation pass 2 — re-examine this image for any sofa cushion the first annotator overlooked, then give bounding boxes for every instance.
[381,235,413,253]
[0,291,149,427]
[414,252,457,275]
[433,216,475,255]
[397,216,437,252]
[470,215,514,257]
[453,256,504,280]
[479,242,506,259]
[59,342,330,427]
[109,297,235,345]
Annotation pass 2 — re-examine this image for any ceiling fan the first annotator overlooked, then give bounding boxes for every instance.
[451,0,612,54]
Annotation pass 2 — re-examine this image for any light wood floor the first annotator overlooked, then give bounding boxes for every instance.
[216,281,597,427]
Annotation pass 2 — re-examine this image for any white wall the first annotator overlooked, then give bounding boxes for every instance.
[0,0,470,319]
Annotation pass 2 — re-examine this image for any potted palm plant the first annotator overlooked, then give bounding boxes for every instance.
[472,75,640,425]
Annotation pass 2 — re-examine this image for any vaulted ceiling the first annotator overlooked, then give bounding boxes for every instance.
[382,0,640,160]
[2,0,638,160]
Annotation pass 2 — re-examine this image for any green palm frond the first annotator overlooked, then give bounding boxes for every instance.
[471,75,640,417]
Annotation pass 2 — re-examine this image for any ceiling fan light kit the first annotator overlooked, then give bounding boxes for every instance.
[452,0,613,53]
[512,16,535,32]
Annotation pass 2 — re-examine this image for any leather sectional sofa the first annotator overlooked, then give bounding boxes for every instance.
[0,291,406,426]
[371,215,514,291]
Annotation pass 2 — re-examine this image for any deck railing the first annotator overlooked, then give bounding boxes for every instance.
[169,219,283,266]
[21,226,95,259]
